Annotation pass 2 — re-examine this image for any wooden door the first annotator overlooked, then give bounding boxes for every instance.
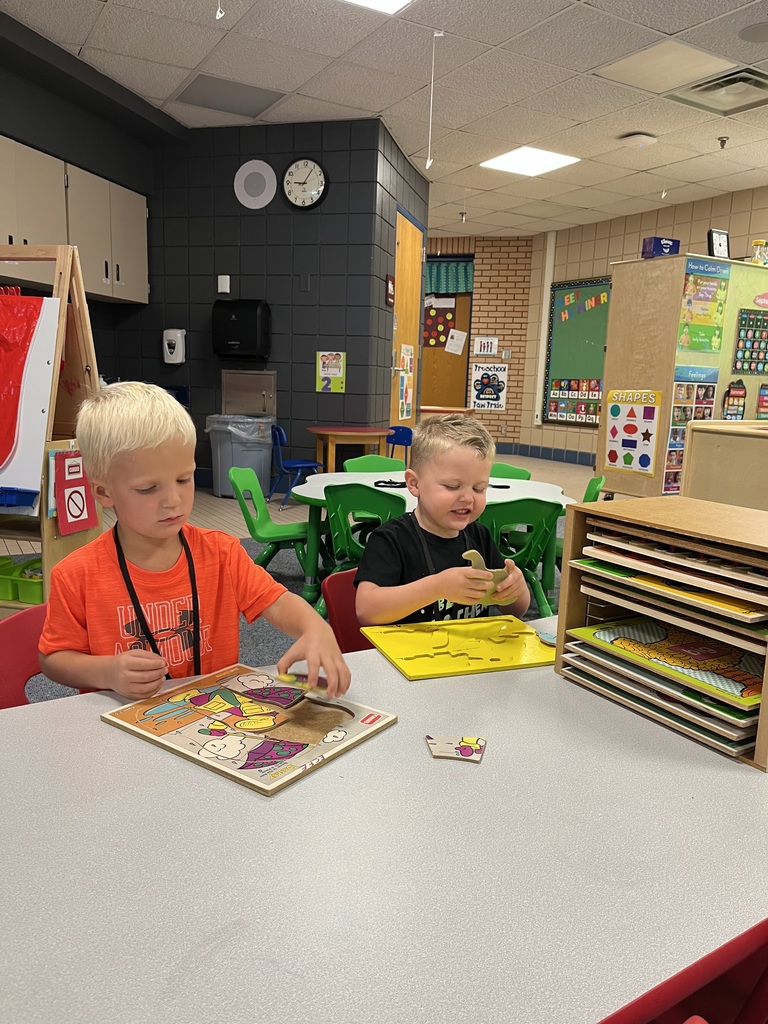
[390,211,424,427]
[420,293,472,407]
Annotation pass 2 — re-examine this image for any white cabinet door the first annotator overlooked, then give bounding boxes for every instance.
[10,142,67,287]
[65,164,113,299]
[0,136,17,246]
[109,181,148,304]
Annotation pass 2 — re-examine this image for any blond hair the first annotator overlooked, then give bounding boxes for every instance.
[76,381,197,479]
[410,415,495,471]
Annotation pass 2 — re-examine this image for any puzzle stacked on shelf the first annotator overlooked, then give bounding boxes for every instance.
[557,497,768,767]
[102,664,396,795]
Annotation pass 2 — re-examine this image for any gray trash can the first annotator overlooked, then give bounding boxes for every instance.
[205,414,274,498]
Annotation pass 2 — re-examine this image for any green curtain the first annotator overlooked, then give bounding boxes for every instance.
[426,260,474,294]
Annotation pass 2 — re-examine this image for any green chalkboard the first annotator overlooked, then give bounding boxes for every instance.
[543,277,611,426]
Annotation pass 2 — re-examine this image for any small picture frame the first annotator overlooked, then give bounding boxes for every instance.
[385,274,395,306]
[707,228,730,259]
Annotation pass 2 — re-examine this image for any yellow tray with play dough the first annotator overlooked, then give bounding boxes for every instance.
[360,616,556,680]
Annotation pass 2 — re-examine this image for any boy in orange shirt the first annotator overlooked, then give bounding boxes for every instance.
[39,382,350,701]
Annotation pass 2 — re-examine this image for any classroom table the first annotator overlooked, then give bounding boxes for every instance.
[291,470,573,603]
[5,636,768,1024]
[306,425,394,473]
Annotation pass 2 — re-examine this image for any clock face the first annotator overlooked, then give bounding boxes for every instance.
[282,159,327,209]
[711,229,729,258]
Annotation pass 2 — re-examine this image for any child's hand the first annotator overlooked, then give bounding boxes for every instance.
[276,620,351,699]
[109,649,168,700]
[437,566,496,605]
[492,560,527,606]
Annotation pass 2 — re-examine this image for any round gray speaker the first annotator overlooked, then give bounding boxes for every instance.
[233,160,277,210]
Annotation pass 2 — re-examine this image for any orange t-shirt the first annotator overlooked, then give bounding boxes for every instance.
[40,525,287,679]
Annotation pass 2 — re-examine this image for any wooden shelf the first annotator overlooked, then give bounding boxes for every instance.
[556,496,768,770]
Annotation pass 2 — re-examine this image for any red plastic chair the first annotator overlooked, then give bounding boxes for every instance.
[320,569,374,654]
[0,603,48,708]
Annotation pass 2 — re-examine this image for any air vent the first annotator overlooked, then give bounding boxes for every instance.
[668,67,768,116]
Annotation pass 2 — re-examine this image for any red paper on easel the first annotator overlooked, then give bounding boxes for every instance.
[0,295,44,469]
[53,450,98,535]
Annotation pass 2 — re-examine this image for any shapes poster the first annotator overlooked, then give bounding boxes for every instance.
[102,664,397,796]
[677,257,729,354]
[732,308,768,374]
[471,363,507,411]
[603,389,660,475]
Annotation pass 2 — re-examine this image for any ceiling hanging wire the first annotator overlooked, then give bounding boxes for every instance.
[424,30,444,171]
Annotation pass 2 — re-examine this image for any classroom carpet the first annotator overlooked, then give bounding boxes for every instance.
[25,527,563,702]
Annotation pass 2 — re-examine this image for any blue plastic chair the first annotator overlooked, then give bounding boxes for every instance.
[267,424,322,509]
[386,425,413,464]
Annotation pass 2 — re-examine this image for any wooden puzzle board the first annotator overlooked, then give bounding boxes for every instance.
[101,663,397,795]
[361,616,556,680]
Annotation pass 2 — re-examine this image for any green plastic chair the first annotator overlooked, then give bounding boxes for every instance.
[479,497,563,617]
[490,461,532,481]
[323,483,407,573]
[343,454,406,472]
[229,466,310,574]
[555,474,605,570]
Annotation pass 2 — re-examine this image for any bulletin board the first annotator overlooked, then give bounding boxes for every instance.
[542,277,611,426]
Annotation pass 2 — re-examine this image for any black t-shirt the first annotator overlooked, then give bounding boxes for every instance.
[354,513,505,624]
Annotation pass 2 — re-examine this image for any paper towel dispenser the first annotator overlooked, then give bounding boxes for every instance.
[212,299,271,361]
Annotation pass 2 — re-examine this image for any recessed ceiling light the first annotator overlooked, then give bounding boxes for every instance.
[739,23,768,42]
[480,146,579,176]
[339,0,413,13]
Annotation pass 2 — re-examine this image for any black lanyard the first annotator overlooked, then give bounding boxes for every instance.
[113,525,201,678]
[408,512,437,575]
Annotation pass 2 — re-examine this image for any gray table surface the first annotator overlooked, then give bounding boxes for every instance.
[4,617,768,1024]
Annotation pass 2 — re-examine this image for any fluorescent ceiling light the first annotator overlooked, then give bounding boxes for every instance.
[339,0,412,13]
[481,146,579,176]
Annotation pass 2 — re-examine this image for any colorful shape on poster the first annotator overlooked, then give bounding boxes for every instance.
[622,452,634,465]
[608,449,618,463]
[641,429,652,443]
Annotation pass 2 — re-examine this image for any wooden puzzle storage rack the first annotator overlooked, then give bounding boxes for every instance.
[556,496,768,771]
[0,244,101,612]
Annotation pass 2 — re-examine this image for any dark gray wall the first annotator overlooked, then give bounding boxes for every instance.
[0,16,429,471]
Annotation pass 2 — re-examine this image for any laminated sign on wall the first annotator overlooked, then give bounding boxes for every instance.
[471,363,507,411]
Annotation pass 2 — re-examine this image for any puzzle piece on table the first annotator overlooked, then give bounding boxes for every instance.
[425,735,486,762]
[275,672,328,695]
[462,549,508,605]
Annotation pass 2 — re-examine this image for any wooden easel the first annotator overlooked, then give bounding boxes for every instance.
[0,244,102,609]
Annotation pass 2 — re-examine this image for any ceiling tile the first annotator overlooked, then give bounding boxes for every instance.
[439,49,575,104]
[526,75,650,121]
[532,126,625,159]
[713,138,768,165]
[299,61,422,112]
[117,0,254,29]
[595,40,737,94]
[80,47,190,100]
[436,166,530,189]
[595,196,671,215]
[410,155,468,180]
[660,153,753,182]
[593,141,701,170]
[559,208,618,225]
[0,0,102,48]
[234,0,387,58]
[517,219,573,231]
[382,116,452,156]
[601,170,670,196]
[384,86,507,129]
[85,5,224,66]
[260,94,374,123]
[587,97,721,137]
[678,1,768,64]
[473,210,539,227]
[700,168,768,192]
[513,200,576,218]
[552,186,627,208]
[203,34,332,93]
[162,99,254,128]
[583,0,754,34]
[412,131,514,166]
[427,182,483,204]
[546,159,634,186]
[462,105,578,144]
[401,0,575,46]
[728,105,768,131]
[494,177,576,199]
[455,190,533,211]
[503,5,664,73]
[342,21,488,83]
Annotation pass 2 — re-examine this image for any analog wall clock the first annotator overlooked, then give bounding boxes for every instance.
[282,158,328,209]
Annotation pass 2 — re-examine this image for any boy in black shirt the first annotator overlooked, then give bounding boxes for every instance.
[355,415,530,625]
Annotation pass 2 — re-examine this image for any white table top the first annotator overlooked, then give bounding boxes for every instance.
[292,471,573,508]
[4,623,768,1024]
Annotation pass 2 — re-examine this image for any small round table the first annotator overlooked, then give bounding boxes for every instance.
[306,426,394,474]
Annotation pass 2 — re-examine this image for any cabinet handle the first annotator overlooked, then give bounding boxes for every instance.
[105,260,109,280]
[115,263,120,283]
[23,238,28,245]
[7,235,12,244]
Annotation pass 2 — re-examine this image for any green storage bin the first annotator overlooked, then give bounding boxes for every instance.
[0,557,43,603]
